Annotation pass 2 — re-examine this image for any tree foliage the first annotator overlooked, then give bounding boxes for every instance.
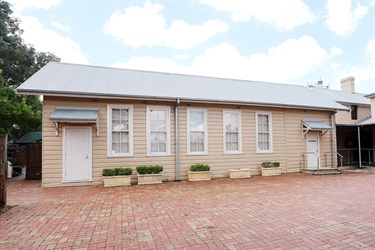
[307,79,330,89]
[0,1,60,140]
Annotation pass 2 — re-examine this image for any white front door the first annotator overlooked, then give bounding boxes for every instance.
[306,132,320,169]
[63,127,92,182]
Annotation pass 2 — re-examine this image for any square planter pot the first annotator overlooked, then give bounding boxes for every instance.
[103,175,131,187]
[188,171,211,181]
[137,174,163,185]
[229,168,251,179]
[261,167,282,177]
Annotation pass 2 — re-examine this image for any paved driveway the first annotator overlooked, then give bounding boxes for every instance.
[1,173,374,249]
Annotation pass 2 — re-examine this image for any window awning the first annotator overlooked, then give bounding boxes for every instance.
[49,108,99,136]
[302,120,332,139]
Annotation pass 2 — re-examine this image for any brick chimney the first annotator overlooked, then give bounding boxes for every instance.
[340,76,355,93]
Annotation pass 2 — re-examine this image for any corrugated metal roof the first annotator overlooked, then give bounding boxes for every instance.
[17,62,349,111]
[355,117,374,126]
[49,108,99,122]
[311,88,370,106]
[16,132,42,144]
[302,120,332,130]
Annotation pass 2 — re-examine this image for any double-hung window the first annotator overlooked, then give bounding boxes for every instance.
[223,110,242,154]
[187,109,208,154]
[107,105,133,157]
[147,106,170,155]
[256,112,273,153]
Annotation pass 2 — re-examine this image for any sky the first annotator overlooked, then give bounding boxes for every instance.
[7,0,375,94]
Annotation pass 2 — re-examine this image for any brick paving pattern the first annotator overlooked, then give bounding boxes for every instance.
[0,173,374,249]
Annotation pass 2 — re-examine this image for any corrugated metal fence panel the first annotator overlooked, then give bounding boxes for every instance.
[26,142,42,179]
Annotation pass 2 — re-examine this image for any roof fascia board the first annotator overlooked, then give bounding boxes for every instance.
[16,90,347,112]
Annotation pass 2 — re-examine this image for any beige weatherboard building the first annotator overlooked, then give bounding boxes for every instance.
[17,62,349,188]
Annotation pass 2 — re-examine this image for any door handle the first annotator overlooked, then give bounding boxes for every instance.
[85,155,88,159]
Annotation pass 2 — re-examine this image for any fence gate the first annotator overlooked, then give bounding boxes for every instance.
[0,134,7,209]
[26,142,42,179]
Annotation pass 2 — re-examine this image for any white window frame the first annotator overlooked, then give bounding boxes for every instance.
[187,108,208,155]
[146,106,171,156]
[223,110,242,154]
[255,111,273,153]
[107,104,134,157]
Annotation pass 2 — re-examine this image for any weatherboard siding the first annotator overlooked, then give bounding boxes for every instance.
[42,96,335,187]
[335,105,371,125]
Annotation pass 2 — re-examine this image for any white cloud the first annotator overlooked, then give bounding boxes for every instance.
[51,21,70,32]
[325,0,368,36]
[112,36,328,83]
[199,0,315,31]
[103,1,229,49]
[18,15,88,64]
[330,47,342,56]
[174,54,190,60]
[8,0,62,12]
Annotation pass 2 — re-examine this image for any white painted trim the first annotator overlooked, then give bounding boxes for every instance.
[107,104,134,157]
[255,111,273,154]
[62,126,92,183]
[187,108,208,155]
[146,106,171,156]
[223,110,242,154]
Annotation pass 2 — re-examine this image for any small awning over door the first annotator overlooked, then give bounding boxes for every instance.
[302,120,332,139]
[49,108,99,136]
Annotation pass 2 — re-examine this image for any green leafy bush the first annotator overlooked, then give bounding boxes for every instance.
[102,168,115,176]
[261,162,273,168]
[102,167,132,176]
[261,162,280,168]
[136,165,163,174]
[190,164,210,172]
[114,167,132,175]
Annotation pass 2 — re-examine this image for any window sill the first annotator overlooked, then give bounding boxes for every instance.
[107,154,134,158]
[186,153,209,156]
[256,151,273,154]
[223,152,243,155]
[146,154,172,157]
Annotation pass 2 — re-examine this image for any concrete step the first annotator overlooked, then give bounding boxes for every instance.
[302,168,342,175]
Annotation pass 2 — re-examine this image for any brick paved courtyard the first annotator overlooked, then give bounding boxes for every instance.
[0,173,374,249]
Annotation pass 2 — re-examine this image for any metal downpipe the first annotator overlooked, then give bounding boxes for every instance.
[175,99,180,180]
[358,126,362,168]
[331,112,336,168]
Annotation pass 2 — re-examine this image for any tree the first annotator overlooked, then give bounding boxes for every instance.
[0,1,60,141]
[307,79,330,89]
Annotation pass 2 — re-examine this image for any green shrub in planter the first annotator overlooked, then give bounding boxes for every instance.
[261,162,273,168]
[273,162,280,168]
[114,167,132,175]
[136,165,163,174]
[261,162,280,168]
[102,168,115,176]
[102,168,132,176]
[190,164,210,172]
